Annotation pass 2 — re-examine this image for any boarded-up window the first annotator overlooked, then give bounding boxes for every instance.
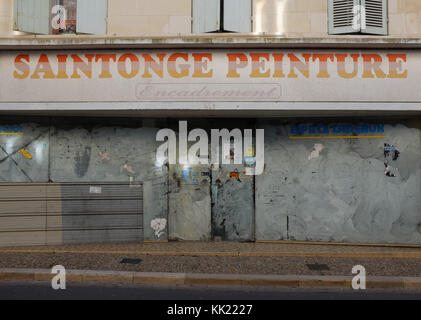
[328,0,388,35]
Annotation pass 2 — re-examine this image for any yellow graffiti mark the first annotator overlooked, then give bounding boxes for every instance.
[18,149,32,159]
[0,133,24,135]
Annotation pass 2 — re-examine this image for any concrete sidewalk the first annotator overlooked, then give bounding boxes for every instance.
[1,242,421,289]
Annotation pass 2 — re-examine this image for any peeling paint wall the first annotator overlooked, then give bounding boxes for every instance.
[211,163,254,241]
[0,122,49,182]
[256,122,421,244]
[1,118,421,245]
[168,164,211,241]
[0,118,168,242]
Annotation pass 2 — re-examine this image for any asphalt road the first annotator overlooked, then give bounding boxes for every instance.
[1,281,421,300]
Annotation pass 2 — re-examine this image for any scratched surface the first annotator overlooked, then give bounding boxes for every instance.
[1,118,421,245]
[49,121,168,241]
[256,122,421,244]
[0,122,49,182]
[211,163,254,241]
[168,164,212,241]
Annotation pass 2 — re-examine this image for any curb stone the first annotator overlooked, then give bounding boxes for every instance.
[2,249,421,259]
[1,269,421,289]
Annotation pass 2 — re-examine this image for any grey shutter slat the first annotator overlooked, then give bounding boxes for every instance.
[192,0,220,33]
[361,0,388,35]
[328,0,360,34]
[14,0,50,34]
[76,0,107,34]
[223,0,252,33]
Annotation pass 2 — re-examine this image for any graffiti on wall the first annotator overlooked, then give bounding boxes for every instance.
[180,166,201,188]
[290,123,386,138]
[384,143,400,177]
[18,149,32,159]
[0,124,49,182]
[0,125,24,135]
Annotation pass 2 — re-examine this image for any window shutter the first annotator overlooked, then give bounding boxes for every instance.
[192,0,220,33]
[223,0,252,33]
[14,0,50,34]
[328,0,360,34]
[76,0,108,34]
[361,0,388,35]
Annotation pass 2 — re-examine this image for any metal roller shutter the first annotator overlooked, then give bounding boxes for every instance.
[0,183,143,246]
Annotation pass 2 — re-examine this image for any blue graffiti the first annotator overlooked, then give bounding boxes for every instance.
[290,124,385,136]
[0,125,23,134]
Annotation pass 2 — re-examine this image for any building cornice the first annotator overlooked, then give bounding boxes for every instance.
[0,34,421,50]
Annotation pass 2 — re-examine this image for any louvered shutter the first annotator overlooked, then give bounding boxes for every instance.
[223,0,252,33]
[14,0,50,34]
[192,0,220,33]
[328,0,360,34]
[76,0,108,34]
[361,0,388,35]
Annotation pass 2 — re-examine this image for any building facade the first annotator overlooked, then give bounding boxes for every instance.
[0,0,420,246]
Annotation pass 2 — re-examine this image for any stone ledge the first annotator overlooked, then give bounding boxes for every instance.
[0,35,421,50]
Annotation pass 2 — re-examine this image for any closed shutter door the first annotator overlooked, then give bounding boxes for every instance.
[223,0,252,33]
[0,183,143,246]
[76,0,108,34]
[14,0,51,34]
[0,184,48,246]
[361,0,388,35]
[60,183,143,244]
[328,0,360,34]
[192,0,220,33]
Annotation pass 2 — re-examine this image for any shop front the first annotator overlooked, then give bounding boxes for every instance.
[0,49,420,246]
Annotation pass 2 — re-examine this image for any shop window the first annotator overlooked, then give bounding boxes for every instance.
[192,0,252,33]
[13,0,107,35]
[328,0,388,35]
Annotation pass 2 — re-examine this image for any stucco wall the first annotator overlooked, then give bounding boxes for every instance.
[0,0,13,36]
[1,0,421,37]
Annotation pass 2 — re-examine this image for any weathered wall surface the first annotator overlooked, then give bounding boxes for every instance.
[2,0,421,37]
[211,163,255,241]
[0,122,49,183]
[49,121,168,241]
[1,118,421,245]
[256,122,421,244]
[0,118,168,242]
[168,164,211,241]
